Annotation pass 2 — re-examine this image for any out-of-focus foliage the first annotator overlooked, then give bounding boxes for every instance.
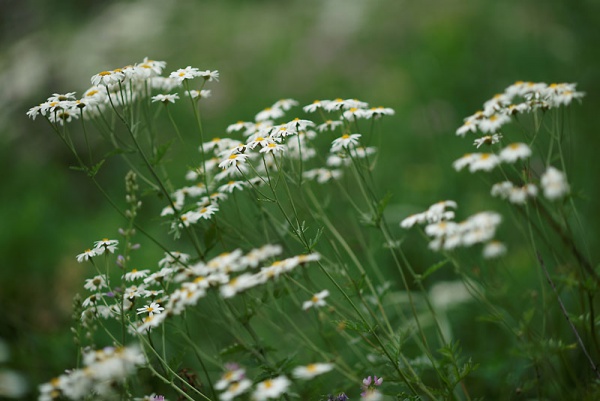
[1,0,600,399]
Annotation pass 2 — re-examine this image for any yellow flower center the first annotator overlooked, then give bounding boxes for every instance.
[98,71,111,76]
[342,134,350,139]
[264,379,273,389]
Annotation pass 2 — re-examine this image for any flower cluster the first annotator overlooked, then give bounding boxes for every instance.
[407,81,583,259]
[27,58,218,124]
[75,238,119,263]
[455,81,584,137]
[214,361,334,401]
[160,97,393,231]
[453,142,532,173]
[401,200,503,255]
[130,247,320,333]
[38,345,145,401]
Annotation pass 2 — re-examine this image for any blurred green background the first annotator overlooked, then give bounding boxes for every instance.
[2,0,600,399]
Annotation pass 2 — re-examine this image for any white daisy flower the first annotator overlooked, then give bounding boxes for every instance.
[137,313,167,332]
[151,93,179,104]
[136,302,164,317]
[452,153,478,171]
[84,276,107,292]
[363,106,395,119]
[199,70,219,82]
[292,362,334,379]
[456,120,478,137]
[473,133,502,148]
[331,133,361,152]
[218,180,247,193]
[317,119,344,132]
[259,142,286,154]
[219,273,261,298]
[302,290,330,310]
[227,121,250,133]
[255,107,284,122]
[218,154,250,170]
[91,69,125,86]
[499,143,531,163]
[303,99,330,113]
[252,376,291,401]
[179,211,202,227]
[219,379,252,401]
[482,241,507,259]
[215,365,246,390]
[286,118,314,131]
[478,113,511,133]
[169,66,201,82]
[342,107,367,120]
[93,238,119,254]
[76,248,97,263]
[324,98,348,111]
[197,205,219,219]
[468,153,500,172]
[272,98,298,110]
[186,89,211,99]
[400,212,428,229]
[541,166,570,200]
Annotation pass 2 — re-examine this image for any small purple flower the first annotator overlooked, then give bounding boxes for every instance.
[361,375,383,397]
[116,254,125,268]
[153,396,165,401]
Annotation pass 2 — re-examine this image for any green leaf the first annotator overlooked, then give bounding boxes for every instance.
[415,259,450,283]
[375,191,393,223]
[88,159,105,177]
[308,227,324,251]
[150,139,175,166]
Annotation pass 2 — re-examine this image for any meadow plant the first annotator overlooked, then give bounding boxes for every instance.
[27,58,599,400]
